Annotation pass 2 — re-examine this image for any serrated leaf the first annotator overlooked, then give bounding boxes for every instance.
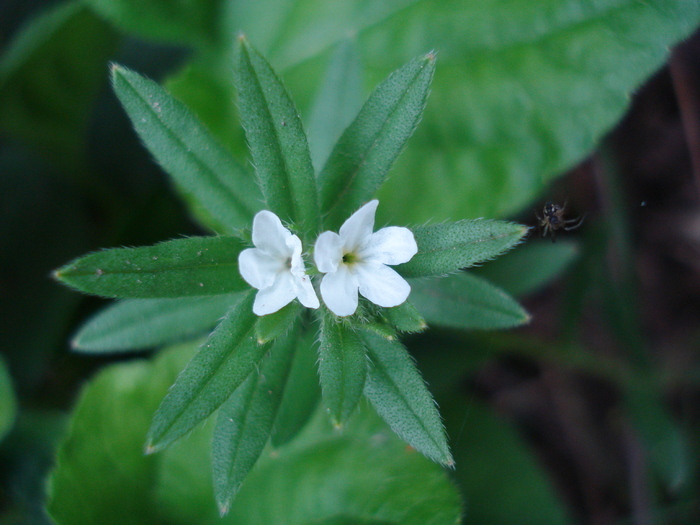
[72,294,241,353]
[54,236,248,299]
[319,52,435,230]
[410,271,530,330]
[397,220,528,278]
[0,2,118,173]
[361,331,452,466]
[318,312,367,426]
[384,301,427,334]
[111,64,261,234]
[233,36,319,236]
[213,324,299,514]
[146,291,268,451]
[307,38,364,172]
[271,321,321,447]
[255,301,301,344]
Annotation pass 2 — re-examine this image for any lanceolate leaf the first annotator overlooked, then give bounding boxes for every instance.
[72,294,241,352]
[319,52,435,231]
[146,291,268,451]
[318,313,368,426]
[54,236,248,299]
[111,65,261,233]
[361,331,452,467]
[410,272,530,330]
[213,324,299,514]
[233,36,319,236]
[255,301,301,344]
[397,220,528,278]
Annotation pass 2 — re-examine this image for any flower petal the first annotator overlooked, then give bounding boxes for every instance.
[361,226,417,266]
[238,248,281,290]
[293,273,320,309]
[320,265,359,316]
[356,262,411,308]
[252,210,293,259]
[314,231,343,273]
[253,272,297,316]
[339,200,378,252]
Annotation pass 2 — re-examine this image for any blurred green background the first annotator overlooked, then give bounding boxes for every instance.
[2,0,700,523]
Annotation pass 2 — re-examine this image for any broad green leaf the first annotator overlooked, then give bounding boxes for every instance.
[0,357,17,442]
[410,272,530,330]
[318,52,435,231]
[367,0,700,223]
[146,291,268,451]
[307,38,364,172]
[384,301,427,334]
[361,331,452,466]
[233,36,319,236]
[72,294,241,352]
[0,2,118,173]
[318,313,368,426]
[85,0,220,47]
[112,65,261,234]
[213,325,299,514]
[472,239,580,297]
[54,236,248,299]
[47,340,197,525]
[255,301,301,344]
[271,321,321,447]
[397,220,528,278]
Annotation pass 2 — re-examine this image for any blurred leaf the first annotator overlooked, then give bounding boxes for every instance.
[233,36,319,237]
[48,341,462,524]
[370,0,700,223]
[307,38,364,172]
[0,1,118,174]
[318,52,435,231]
[318,312,367,426]
[112,64,261,234]
[271,320,321,447]
[361,331,453,467]
[213,324,299,514]
[146,291,266,452]
[72,294,241,353]
[255,301,301,344]
[398,220,528,278]
[440,398,571,525]
[0,356,17,442]
[85,0,220,48]
[473,238,580,297]
[410,272,530,330]
[55,236,247,299]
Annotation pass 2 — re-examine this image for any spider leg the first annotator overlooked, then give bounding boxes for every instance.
[564,214,585,231]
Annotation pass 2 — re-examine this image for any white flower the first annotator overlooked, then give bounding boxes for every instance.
[239,210,319,316]
[314,200,417,317]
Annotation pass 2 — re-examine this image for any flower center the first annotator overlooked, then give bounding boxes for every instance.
[342,251,359,265]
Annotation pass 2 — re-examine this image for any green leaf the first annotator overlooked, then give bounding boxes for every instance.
[307,38,364,172]
[54,236,248,299]
[111,64,261,234]
[397,220,528,278]
[319,52,435,231]
[146,291,268,452]
[271,322,321,447]
[384,301,427,334]
[255,301,301,344]
[85,0,220,47]
[213,324,299,514]
[472,239,580,298]
[361,331,452,467]
[318,313,368,426]
[233,36,319,236]
[410,272,530,330]
[0,356,17,442]
[0,2,118,173]
[72,294,241,353]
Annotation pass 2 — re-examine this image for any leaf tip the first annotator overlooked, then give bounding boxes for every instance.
[143,442,157,455]
[218,501,231,517]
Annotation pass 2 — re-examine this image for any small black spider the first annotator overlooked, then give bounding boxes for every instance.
[536,201,584,242]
